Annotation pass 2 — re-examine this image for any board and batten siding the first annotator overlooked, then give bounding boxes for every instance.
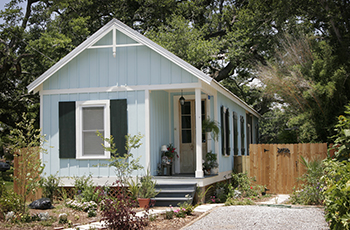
[149,91,171,175]
[216,92,247,173]
[42,91,145,177]
[42,30,198,91]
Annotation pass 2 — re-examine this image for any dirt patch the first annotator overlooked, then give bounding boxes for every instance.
[0,202,203,230]
[145,212,202,230]
[0,202,102,229]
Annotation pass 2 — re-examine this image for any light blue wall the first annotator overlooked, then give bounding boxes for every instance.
[217,92,247,173]
[42,91,145,177]
[149,91,170,175]
[43,31,198,91]
[252,116,259,144]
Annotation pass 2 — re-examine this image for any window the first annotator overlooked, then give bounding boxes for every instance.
[76,100,110,159]
[58,99,128,159]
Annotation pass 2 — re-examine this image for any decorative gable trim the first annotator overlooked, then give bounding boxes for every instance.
[27,18,212,93]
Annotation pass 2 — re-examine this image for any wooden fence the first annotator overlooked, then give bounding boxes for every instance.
[14,148,42,201]
[249,143,328,194]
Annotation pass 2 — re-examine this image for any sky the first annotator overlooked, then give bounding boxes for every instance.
[1,0,27,24]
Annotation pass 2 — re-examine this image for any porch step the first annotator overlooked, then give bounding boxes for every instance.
[153,183,197,207]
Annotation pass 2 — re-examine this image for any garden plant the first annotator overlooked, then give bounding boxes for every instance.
[320,104,350,229]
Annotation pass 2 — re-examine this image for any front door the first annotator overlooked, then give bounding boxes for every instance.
[180,100,206,173]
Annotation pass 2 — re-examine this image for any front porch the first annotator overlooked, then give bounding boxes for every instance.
[149,86,219,179]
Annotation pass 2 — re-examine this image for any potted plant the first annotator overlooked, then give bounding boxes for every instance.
[202,151,219,175]
[202,118,220,141]
[137,170,159,209]
[127,176,140,201]
[163,143,178,162]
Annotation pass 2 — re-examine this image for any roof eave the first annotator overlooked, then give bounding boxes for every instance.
[209,79,261,119]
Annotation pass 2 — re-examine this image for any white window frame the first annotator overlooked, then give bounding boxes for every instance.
[76,100,110,160]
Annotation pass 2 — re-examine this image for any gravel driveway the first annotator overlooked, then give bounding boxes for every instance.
[184,205,329,230]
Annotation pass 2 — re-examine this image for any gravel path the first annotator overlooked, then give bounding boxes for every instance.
[184,205,329,230]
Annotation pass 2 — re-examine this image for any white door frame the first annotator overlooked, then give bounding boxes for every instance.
[173,92,207,177]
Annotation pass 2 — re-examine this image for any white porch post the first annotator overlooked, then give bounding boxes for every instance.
[145,89,151,172]
[195,88,204,178]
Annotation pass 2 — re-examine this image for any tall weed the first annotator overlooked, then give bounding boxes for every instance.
[290,156,324,205]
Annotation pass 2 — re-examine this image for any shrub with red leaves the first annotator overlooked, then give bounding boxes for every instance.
[98,182,149,230]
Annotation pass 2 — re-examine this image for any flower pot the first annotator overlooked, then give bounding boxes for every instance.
[204,169,211,175]
[137,198,150,209]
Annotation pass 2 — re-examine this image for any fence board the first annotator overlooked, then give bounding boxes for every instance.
[249,143,327,194]
[14,148,42,202]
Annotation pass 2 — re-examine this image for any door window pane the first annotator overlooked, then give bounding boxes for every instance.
[182,130,192,143]
[181,116,191,129]
[181,102,191,114]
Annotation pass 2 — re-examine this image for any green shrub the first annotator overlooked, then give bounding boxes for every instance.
[230,172,264,197]
[87,209,97,217]
[149,214,157,221]
[321,159,350,229]
[40,174,61,201]
[320,105,350,229]
[72,175,102,203]
[214,182,229,203]
[164,210,174,219]
[178,201,196,215]
[0,179,5,197]
[1,167,13,182]
[290,156,324,205]
[225,197,255,206]
[0,189,21,214]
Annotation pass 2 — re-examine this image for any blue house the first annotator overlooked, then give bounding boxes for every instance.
[27,19,259,189]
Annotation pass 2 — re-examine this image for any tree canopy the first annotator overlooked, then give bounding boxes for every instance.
[1,0,350,150]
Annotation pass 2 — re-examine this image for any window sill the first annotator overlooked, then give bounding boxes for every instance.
[76,156,110,160]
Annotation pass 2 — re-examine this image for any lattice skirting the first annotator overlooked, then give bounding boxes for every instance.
[61,186,129,200]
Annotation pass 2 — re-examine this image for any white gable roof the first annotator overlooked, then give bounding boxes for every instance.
[27,18,212,93]
[27,18,260,118]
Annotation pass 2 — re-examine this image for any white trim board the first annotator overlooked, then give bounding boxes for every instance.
[40,83,201,95]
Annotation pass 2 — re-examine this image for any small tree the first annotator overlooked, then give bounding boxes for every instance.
[97,132,144,185]
[329,104,350,161]
[8,113,46,214]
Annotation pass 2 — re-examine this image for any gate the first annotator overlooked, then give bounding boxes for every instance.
[249,143,328,194]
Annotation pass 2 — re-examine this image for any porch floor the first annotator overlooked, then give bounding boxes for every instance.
[154,173,218,179]
[153,173,222,188]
